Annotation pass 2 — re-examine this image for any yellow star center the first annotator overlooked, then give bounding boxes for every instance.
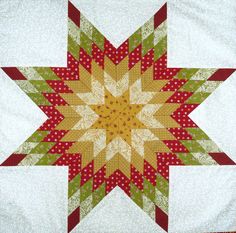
[91,90,145,144]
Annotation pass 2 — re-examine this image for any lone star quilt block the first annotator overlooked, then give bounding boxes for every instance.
[1,2,235,232]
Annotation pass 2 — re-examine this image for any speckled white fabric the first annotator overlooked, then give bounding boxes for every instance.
[0,0,67,67]
[0,69,47,164]
[167,0,236,68]
[0,166,68,233]
[70,0,165,48]
[1,1,236,232]
[73,187,165,233]
[168,166,236,233]
[190,72,236,163]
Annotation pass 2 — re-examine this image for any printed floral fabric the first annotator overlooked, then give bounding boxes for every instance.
[1,2,235,232]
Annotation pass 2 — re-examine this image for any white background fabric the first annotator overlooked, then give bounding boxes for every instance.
[0,69,47,164]
[70,0,165,48]
[169,166,236,233]
[168,0,236,68]
[73,187,165,233]
[0,0,68,67]
[0,166,68,233]
[190,72,236,163]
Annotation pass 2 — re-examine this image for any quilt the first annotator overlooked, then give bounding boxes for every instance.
[1,1,235,232]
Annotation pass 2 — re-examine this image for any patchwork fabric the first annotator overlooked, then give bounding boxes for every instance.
[1,2,235,232]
